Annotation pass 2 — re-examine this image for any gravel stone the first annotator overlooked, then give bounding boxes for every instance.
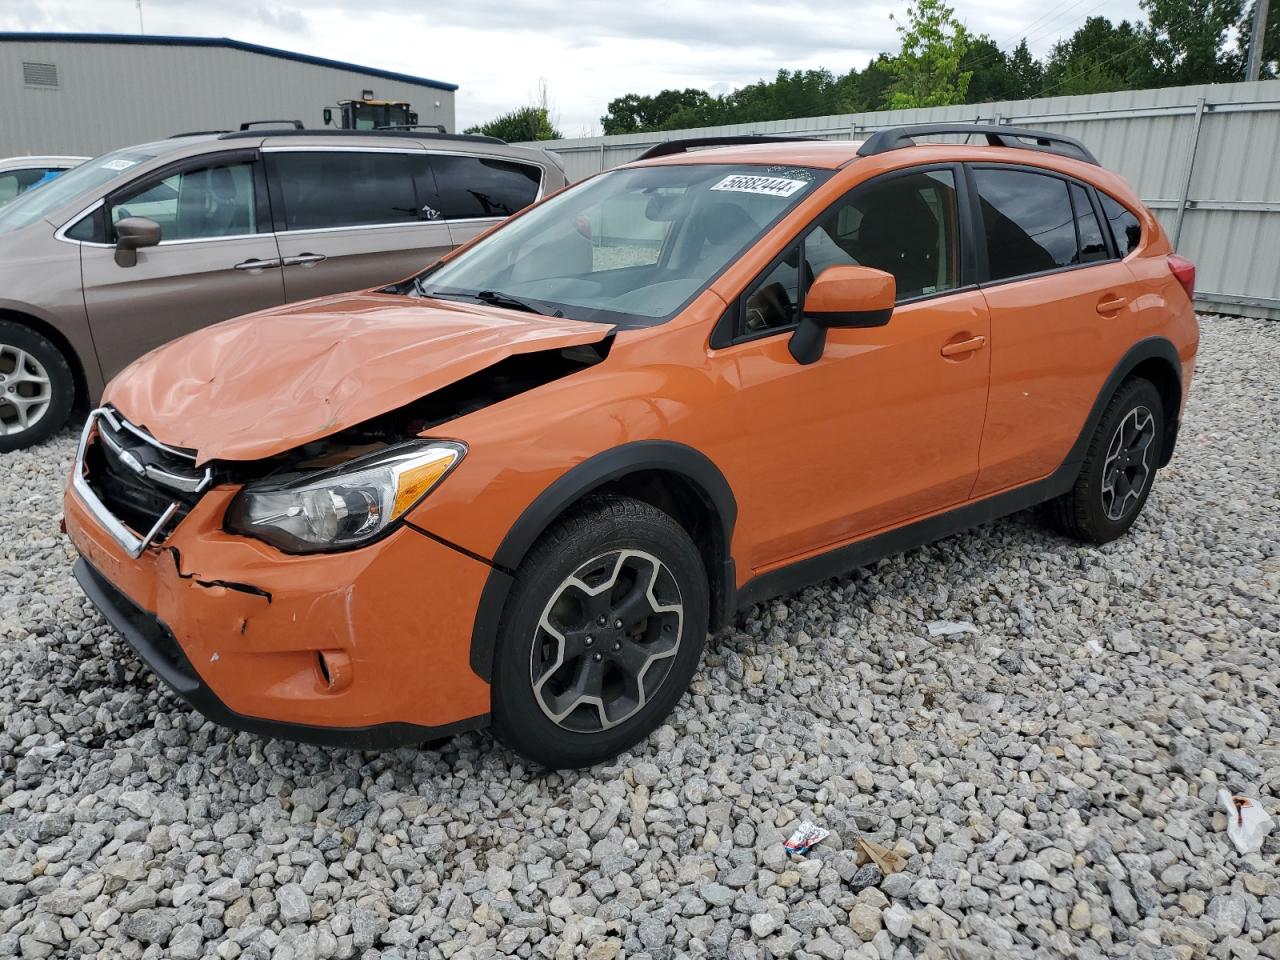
[0,315,1276,958]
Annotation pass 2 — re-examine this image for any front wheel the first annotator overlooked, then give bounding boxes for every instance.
[491,495,708,769]
[1044,377,1165,544]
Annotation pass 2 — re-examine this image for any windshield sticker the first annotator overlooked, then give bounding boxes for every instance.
[710,174,809,198]
[101,158,137,171]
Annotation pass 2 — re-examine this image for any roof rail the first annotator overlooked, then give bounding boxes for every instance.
[169,129,230,138]
[377,123,448,133]
[239,119,305,131]
[856,123,1099,165]
[636,135,817,161]
[217,128,506,146]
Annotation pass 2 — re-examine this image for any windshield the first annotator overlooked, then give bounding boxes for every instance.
[0,146,157,235]
[408,163,829,325]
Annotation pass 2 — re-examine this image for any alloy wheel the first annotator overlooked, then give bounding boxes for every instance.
[1101,405,1156,521]
[531,549,684,733]
[0,344,53,437]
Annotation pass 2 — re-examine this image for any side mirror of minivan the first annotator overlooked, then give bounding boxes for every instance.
[788,265,896,365]
[114,217,161,268]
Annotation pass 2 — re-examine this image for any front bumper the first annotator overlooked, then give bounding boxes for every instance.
[64,464,494,746]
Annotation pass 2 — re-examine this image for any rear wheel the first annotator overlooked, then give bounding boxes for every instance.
[1044,377,1164,544]
[491,495,708,769]
[0,320,75,452]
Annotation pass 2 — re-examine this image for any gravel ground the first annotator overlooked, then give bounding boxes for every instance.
[1,314,1278,960]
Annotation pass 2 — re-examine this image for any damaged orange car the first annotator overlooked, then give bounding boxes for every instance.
[64,125,1199,768]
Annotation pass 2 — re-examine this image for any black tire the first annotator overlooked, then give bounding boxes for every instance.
[1044,377,1164,544]
[491,495,709,769]
[0,320,76,453]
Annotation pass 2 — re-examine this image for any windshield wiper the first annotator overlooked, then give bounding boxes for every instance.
[473,289,562,317]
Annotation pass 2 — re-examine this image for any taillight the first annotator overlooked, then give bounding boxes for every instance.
[1168,254,1196,302]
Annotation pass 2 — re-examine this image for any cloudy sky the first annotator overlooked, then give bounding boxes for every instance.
[4,0,1146,135]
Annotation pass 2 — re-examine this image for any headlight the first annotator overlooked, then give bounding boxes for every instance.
[225,441,465,553]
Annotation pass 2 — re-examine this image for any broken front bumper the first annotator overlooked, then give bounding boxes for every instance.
[64,467,494,747]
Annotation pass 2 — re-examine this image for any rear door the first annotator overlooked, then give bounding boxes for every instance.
[968,164,1140,497]
[426,152,544,246]
[80,149,285,382]
[266,146,454,300]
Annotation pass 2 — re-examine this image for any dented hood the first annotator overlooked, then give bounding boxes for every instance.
[103,292,612,464]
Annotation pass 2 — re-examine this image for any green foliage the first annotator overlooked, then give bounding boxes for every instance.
[882,0,973,108]
[465,106,562,142]
[594,0,1259,136]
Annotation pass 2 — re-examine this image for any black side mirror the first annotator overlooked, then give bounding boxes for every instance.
[323,107,333,126]
[789,265,896,364]
[114,217,161,268]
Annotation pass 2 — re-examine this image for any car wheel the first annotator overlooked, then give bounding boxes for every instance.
[0,320,76,453]
[1044,377,1164,544]
[491,495,708,769]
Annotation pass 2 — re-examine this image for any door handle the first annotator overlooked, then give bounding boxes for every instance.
[233,258,281,272]
[1096,296,1129,314]
[282,253,327,268]
[940,335,987,357]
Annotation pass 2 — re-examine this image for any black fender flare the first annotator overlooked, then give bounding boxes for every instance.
[468,440,738,680]
[1063,335,1184,471]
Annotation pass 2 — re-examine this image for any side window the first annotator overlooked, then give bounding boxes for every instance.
[743,250,802,334]
[808,169,960,301]
[1099,193,1142,256]
[426,155,541,220]
[111,162,258,241]
[974,168,1077,281]
[270,152,418,231]
[0,168,63,205]
[1070,183,1109,264]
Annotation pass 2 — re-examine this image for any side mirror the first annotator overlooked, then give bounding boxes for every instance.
[323,107,333,126]
[114,217,161,267]
[788,265,896,365]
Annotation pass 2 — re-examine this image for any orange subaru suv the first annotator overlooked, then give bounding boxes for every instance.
[63,124,1198,768]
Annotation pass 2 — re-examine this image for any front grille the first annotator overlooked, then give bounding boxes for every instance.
[83,412,206,538]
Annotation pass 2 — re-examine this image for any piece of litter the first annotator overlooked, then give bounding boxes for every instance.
[1219,788,1275,854]
[784,821,829,856]
[1085,639,1104,655]
[855,836,907,875]
[927,620,977,638]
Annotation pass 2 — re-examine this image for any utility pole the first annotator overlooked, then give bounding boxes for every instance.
[136,0,145,34]
[1246,0,1271,81]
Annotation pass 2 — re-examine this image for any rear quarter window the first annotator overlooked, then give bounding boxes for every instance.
[1099,193,1143,255]
[426,155,541,220]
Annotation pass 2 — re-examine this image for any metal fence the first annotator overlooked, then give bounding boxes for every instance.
[522,79,1280,319]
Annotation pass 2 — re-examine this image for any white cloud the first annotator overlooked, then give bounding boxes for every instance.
[3,0,1146,134]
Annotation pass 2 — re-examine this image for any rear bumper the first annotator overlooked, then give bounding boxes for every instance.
[74,557,481,749]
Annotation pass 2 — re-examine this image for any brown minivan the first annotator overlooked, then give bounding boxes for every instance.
[0,128,565,450]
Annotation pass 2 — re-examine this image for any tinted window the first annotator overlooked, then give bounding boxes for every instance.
[1099,193,1142,255]
[427,155,540,219]
[974,169,1077,281]
[271,152,418,230]
[1071,183,1109,264]
[112,162,258,241]
[0,147,154,236]
[740,169,960,337]
[0,168,65,206]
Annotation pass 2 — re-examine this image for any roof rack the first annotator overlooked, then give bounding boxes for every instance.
[856,123,1099,165]
[217,128,506,146]
[636,135,817,161]
[377,123,448,133]
[169,129,230,138]
[239,119,305,131]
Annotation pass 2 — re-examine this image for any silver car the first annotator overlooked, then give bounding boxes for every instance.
[0,155,87,206]
[0,129,565,450]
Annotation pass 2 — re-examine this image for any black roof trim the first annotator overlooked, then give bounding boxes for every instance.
[856,123,1099,165]
[636,135,818,161]
[218,128,506,146]
[0,32,458,92]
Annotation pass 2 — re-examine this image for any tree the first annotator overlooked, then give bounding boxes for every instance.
[1143,0,1244,83]
[1008,39,1046,99]
[601,88,712,135]
[960,34,1020,103]
[1042,18,1158,96]
[465,106,562,141]
[882,0,973,108]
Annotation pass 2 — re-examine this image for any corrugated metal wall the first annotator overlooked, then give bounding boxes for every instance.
[521,79,1280,319]
[1,39,456,157]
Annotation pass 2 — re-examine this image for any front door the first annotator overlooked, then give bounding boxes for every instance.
[725,167,992,573]
[265,148,454,301]
[966,166,1141,497]
[82,153,285,382]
